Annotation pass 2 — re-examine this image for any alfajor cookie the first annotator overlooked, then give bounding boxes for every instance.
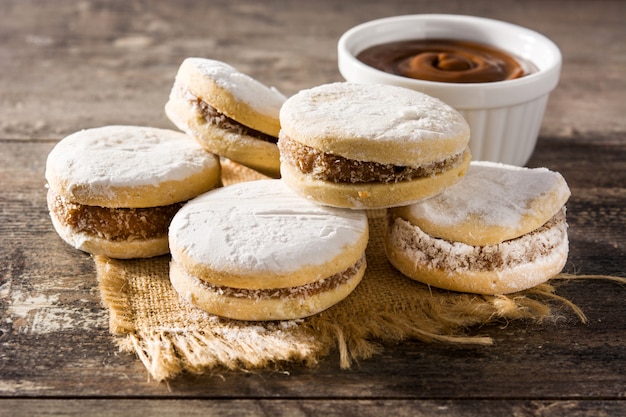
[168,179,369,321]
[384,161,571,295]
[278,82,471,209]
[165,57,286,178]
[46,125,221,259]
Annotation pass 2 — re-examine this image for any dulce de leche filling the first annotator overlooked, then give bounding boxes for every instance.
[278,136,465,184]
[357,39,536,83]
[173,84,278,144]
[194,255,365,301]
[389,208,567,272]
[195,99,278,144]
[47,189,183,242]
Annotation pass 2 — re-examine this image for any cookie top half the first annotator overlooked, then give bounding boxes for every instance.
[169,179,369,289]
[172,58,286,136]
[392,161,571,245]
[45,125,221,208]
[279,82,470,166]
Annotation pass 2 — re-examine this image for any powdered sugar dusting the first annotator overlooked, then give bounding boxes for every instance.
[46,125,219,191]
[406,161,571,228]
[389,210,569,294]
[279,82,469,161]
[169,180,368,275]
[392,209,567,273]
[185,58,286,118]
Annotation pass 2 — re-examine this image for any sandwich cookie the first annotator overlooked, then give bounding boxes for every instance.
[278,82,471,209]
[46,125,221,259]
[165,57,286,178]
[384,161,571,294]
[168,179,369,321]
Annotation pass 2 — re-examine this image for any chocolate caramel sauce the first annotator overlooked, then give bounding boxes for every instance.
[356,39,536,83]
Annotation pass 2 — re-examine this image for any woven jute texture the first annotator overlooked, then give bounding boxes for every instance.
[95,159,594,382]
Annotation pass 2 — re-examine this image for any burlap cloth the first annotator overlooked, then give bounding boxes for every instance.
[94,160,608,382]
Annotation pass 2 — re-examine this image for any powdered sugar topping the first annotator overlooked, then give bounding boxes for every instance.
[185,58,286,117]
[46,125,218,191]
[405,161,571,228]
[279,82,469,152]
[169,180,368,275]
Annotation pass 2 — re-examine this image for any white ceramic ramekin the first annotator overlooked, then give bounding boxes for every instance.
[338,14,562,166]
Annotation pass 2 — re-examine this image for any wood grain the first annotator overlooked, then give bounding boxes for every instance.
[1,139,624,399]
[1,399,623,417]
[1,0,625,415]
[1,0,624,140]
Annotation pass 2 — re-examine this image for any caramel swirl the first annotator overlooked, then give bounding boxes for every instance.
[357,39,534,83]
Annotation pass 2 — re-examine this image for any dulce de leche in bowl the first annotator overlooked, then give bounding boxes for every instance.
[356,39,536,83]
[338,14,561,166]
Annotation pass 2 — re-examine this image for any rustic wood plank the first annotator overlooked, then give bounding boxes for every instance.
[1,0,625,414]
[1,138,624,400]
[1,398,625,417]
[0,0,624,140]
[529,137,626,277]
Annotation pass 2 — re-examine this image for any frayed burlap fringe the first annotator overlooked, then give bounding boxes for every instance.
[94,160,626,381]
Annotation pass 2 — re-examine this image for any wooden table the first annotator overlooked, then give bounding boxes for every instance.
[1,1,625,415]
